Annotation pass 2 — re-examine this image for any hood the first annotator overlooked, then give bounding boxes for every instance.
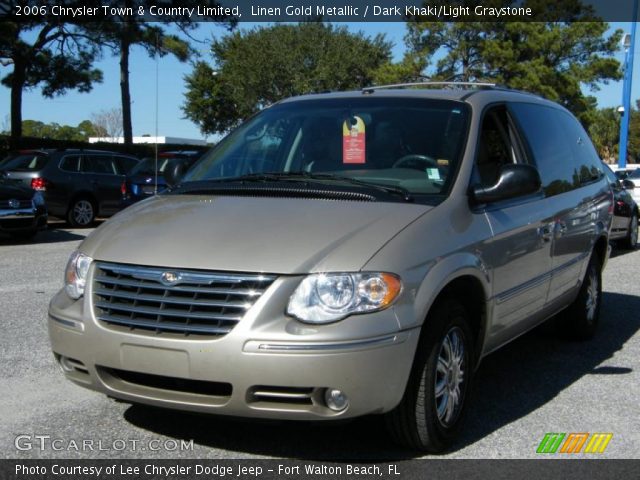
[80,194,431,274]
[0,182,35,200]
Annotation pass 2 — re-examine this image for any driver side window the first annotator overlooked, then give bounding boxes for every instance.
[475,107,521,187]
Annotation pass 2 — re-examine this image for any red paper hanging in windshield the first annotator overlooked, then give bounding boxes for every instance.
[343,116,366,164]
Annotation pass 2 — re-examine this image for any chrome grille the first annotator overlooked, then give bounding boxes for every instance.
[93,263,276,337]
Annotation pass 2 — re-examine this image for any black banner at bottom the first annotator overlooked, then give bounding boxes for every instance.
[3,459,639,480]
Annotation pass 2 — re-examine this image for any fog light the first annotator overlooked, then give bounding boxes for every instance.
[324,388,349,411]
[58,356,73,372]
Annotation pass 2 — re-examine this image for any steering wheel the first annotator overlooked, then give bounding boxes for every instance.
[392,154,438,171]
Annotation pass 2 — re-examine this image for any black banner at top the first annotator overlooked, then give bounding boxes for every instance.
[1,0,639,23]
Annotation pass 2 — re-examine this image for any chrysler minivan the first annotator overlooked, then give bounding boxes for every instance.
[48,84,613,452]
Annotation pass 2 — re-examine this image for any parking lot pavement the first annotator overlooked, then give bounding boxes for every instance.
[0,227,638,459]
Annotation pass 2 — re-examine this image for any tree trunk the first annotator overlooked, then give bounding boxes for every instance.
[120,32,133,145]
[10,59,26,150]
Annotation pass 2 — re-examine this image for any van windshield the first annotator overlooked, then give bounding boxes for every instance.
[184,98,470,197]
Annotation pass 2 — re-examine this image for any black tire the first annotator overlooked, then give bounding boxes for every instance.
[559,253,602,340]
[385,298,474,452]
[67,197,96,228]
[621,213,638,250]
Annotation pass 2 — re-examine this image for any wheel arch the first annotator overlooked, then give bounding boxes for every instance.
[67,191,98,215]
[412,255,491,367]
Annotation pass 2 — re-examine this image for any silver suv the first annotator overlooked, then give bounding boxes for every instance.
[48,84,613,452]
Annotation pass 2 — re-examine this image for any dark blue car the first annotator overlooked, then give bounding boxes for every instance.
[121,151,203,207]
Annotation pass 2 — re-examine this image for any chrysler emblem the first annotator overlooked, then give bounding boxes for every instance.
[8,199,20,209]
[160,271,180,285]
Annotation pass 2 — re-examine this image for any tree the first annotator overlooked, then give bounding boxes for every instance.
[629,100,640,164]
[19,119,99,141]
[0,15,102,147]
[183,23,393,135]
[90,0,234,145]
[406,0,622,127]
[90,108,123,139]
[588,108,619,162]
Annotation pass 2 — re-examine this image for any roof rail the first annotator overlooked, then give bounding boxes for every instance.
[362,81,496,93]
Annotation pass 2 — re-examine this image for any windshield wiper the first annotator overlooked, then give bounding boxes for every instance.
[178,171,413,202]
[273,171,414,202]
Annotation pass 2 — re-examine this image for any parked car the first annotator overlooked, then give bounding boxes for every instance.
[0,149,139,227]
[624,167,640,204]
[49,84,612,452]
[120,151,202,207]
[0,171,47,239]
[602,164,638,249]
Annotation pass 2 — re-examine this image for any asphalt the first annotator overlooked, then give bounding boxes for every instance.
[0,225,638,460]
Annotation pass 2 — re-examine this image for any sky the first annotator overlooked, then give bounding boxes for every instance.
[1,21,639,141]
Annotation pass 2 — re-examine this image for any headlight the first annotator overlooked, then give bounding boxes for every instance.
[64,251,93,299]
[32,191,45,207]
[287,272,402,323]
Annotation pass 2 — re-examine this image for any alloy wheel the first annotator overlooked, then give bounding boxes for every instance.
[435,326,467,426]
[73,200,94,226]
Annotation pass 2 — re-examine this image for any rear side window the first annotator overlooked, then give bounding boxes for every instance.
[115,156,139,174]
[82,155,118,175]
[60,155,81,172]
[1,154,48,172]
[510,103,577,197]
[510,103,603,198]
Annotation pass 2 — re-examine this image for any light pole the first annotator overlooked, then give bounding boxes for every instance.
[619,1,639,168]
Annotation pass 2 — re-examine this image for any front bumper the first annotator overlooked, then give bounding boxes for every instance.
[48,281,420,420]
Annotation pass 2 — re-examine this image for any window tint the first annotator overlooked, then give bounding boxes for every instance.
[116,156,139,174]
[510,103,576,196]
[60,155,81,172]
[1,154,48,172]
[185,98,471,196]
[475,108,517,187]
[555,110,603,185]
[510,103,602,197]
[82,155,118,174]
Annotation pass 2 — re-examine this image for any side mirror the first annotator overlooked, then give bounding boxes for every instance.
[471,164,542,204]
[622,179,636,190]
[164,159,188,188]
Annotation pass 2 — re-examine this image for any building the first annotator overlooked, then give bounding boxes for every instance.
[88,136,207,146]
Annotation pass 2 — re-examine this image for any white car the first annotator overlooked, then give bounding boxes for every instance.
[624,167,640,204]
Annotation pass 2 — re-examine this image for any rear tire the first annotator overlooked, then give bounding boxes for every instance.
[621,213,637,250]
[385,298,474,452]
[67,197,96,228]
[559,252,602,340]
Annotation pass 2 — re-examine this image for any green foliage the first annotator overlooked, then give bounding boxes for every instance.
[588,108,619,162]
[19,120,99,142]
[406,0,622,126]
[0,18,103,143]
[183,23,394,134]
[88,1,236,143]
[629,101,640,163]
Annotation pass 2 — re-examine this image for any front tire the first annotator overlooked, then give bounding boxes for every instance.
[385,299,474,452]
[560,253,602,340]
[67,198,96,228]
